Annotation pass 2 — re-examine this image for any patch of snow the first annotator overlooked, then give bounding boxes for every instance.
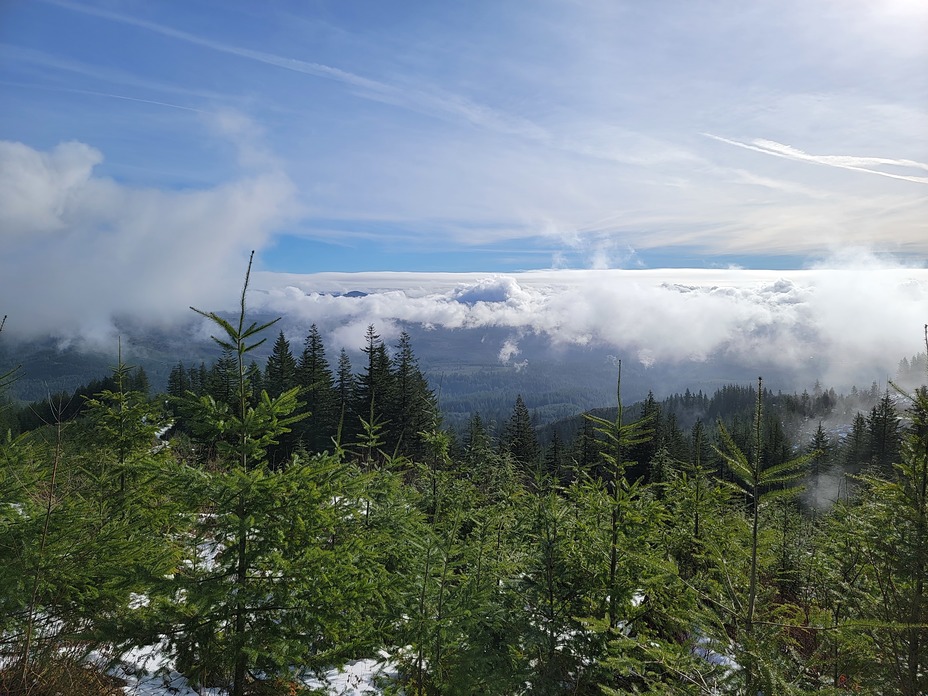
[107,641,204,696]
[302,657,400,696]
[107,640,400,696]
[128,593,149,609]
[692,632,739,671]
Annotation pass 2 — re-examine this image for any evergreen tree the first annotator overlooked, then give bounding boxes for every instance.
[868,391,902,471]
[354,325,393,445]
[263,330,297,398]
[179,253,316,695]
[462,412,493,466]
[296,324,337,453]
[206,347,237,406]
[168,361,191,399]
[629,390,661,481]
[543,431,566,484]
[807,421,834,504]
[334,348,354,442]
[571,417,600,478]
[851,384,928,694]
[389,331,438,459]
[713,376,810,692]
[3,358,182,684]
[583,362,653,629]
[459,412,515,497]
[844,411,869,475]
[501,394,540,472]
[661,411,690,465]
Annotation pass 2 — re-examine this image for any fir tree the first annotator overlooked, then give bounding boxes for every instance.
[629,390,661,481]
[4,356,181,683]
[868,390,901,471]
[851,383,928,694]
[807,421,833,497]
[844,411,869,475]
[543,431,566,484]
[713,376,810,691]
[168,361,191,399]
[206,347,237,406]
[180,253,311,695]
[389,331,437,459]
[296,324,337,453]
[334,348,354,442]
[583,362,653,629]
[501,394,540,472]
[263,330,297,398]
[354,325,393,443]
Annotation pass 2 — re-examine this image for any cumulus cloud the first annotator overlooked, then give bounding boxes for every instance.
[0,134,295,347]
[253,251,928,386]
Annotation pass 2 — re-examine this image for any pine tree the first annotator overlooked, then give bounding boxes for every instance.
[296,324,337,453]
[354,325,393,444]
[583,362,653,629]
[334,348,354,442]
[713,376,810,691]
[868,391,902,471]
[168,361,191,399]
[844,411,868,475]
[389,331,437,459]
[263,330,297,398]
[501,394,540,472]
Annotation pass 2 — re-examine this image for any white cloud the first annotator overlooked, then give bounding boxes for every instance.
[706,134,928,185]
[253,252,928,386]
[0,136,295,347]
[0,141,102,238]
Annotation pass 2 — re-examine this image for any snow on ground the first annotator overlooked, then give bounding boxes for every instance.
[691,632,739,671]
[109,641,399,696]
[301,657,400,695]
[106,641,205,696]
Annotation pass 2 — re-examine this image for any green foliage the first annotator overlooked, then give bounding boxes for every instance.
[170,454,391,684]
[0,355,182,674]
[296,324,338,453]
[264,330,298,398]
[582,362,654,630]
[500,394,541,473]
[835,382,928,695]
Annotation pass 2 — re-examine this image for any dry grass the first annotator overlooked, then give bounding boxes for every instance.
[0,658,126,696]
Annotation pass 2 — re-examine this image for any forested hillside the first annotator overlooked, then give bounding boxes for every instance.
[3,271,928,694]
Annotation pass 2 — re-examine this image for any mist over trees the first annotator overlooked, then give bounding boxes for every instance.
[2,269,928,694]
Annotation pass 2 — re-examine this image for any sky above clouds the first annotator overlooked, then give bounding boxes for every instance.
[1,0,927,376]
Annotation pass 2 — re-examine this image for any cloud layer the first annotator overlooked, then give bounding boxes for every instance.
[253,254,928,387]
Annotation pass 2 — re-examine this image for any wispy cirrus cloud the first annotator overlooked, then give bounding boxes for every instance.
[42,0,551,142]
[706,134,928,185]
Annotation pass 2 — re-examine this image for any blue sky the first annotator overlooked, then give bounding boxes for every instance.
[2,0,926,277]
